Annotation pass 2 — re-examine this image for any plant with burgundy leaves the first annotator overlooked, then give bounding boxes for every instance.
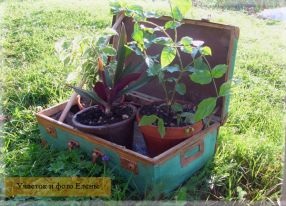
[111,0,232,137]
[72,24,150,115]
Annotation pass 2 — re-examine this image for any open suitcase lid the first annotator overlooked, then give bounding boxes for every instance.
[112,14,239,124]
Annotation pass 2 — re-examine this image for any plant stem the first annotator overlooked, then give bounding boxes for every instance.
[105,105,111,116]
[202,55,219,97]
[141,20,184,106]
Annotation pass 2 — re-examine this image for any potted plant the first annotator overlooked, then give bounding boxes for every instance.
[111,0,231,156]
[55,27,121,110]
[71,24,151,149]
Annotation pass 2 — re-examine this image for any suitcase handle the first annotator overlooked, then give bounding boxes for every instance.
[180,138,204,167]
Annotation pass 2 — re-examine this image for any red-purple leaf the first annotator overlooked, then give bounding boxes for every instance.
[115,73,141,93]
[93,82,108,101]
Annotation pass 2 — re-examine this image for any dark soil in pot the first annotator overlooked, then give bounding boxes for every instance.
[75,105,133,126]
[138,102,203,157]
[72,104,136,149]
[139,102,197,127]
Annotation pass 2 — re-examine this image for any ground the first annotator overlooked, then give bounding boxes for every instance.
[0,0,285,203]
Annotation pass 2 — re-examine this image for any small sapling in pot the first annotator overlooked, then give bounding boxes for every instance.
[112,0,231,156]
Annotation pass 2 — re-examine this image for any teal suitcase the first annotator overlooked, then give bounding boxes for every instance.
[36,16,239,194]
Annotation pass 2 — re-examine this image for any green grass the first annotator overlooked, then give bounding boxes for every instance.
[194,0,286,10]
[1,0,285,203]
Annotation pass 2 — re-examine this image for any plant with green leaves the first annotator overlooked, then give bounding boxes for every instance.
[55,28,118,88]
[111,0,231,137]
[72,24,150,115]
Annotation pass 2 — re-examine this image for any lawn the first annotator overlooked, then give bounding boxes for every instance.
[0,0,285,203]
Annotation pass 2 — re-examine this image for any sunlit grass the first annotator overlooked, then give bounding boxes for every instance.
[1,0,285,202]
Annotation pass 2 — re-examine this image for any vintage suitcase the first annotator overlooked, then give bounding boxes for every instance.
[36,15,239,194]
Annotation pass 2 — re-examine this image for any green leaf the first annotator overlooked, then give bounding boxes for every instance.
[171,103,183,113]
[83,48,94,58]
[190,70,212,84]
[147,64,161,76]
[120,62,143,80]
[102,46,117,56]
[165,65,179,73]
[119,73,152,96]
[104,69,113,87]
[194,59,206,70]
[128,5,145,21]
[96,36,109,47]
[140,25,155,34]
[185,66,195,72]
[211,64,228,78]
[110,1,122,14]
[171,6,183,21]
[114,23,127,84]
[142,32,156,49]
[219,81,232,96]
[191,47,199,58]
[126,43,143,56]
[145,11,161,18]
[161,46,176,68]
[175,83,186,95]
[128,4,143,15]
[200,46,212,56]
[180,36,193,46]
[165,21,181,29]
[153,37,173,46]
[170,0,192,17]
[194,97,217,121]
[158,118,166,138]
[139,115,158,126]
[180,45,193,54]
[132,23,144,44]
[125,45,132,57]
[180,112,195,124]
[194,58,208,70]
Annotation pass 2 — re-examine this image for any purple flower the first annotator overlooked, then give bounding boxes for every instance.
[101,154,110,162]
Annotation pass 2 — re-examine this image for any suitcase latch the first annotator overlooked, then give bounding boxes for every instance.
[120,157,138,174]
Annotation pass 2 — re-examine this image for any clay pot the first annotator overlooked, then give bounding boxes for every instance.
[137,109,203,157]
[72,104,136,149]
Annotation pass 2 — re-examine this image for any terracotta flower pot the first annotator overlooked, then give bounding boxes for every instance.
[72,104,136,149]
[137,109,203,157]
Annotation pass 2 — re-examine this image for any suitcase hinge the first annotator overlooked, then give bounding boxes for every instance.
[67,140,80,151]
[120,157,138,174]
[45,126,57,138]
[91,149,103,163]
